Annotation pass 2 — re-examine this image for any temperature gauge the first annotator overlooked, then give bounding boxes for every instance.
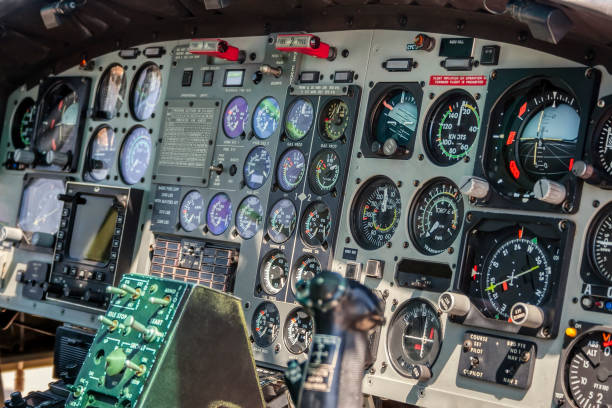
[260,251,289,295]
[291,255,322,295]
[251,302,281,348]
[277,148,306,192]
[266,199,297,244]
[308,149,341,196]
[320,99,349,141]
[283,308,313,354]
[300,201,332,247]
[285,98,314,141]
[206,193,232,235]
[235,196,264,240]
[179,190,204,232]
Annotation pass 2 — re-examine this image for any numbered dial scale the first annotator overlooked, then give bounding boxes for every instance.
[300,201,332,247]
[283,308,313,354]
[206,193,232,236]
[285,98,314,141]
[259,251,290,295]
[370,86,419,156]
[243,146,272,190]
[277,148,306,192]
[586,203,612,285]
[291,255,322,295]
[266,199,297,244]
[319,99,349,141]
[179,190,204,232]
[308,149,341,196]
[235,196,264,240]
[251,302,281,348]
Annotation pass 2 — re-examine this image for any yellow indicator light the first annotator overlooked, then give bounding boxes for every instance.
[565,327,578,338]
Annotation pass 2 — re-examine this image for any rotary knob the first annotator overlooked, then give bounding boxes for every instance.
[459,176,490,199]
[382,138,398,156]
[13,149,36,165]
[533,179,566,205]
[45,151,70,167]
[438,291,471,316]
[0,226,23,242]
[510,302,544,329]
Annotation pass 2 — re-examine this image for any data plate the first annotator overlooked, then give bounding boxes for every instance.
[458,331,537,390]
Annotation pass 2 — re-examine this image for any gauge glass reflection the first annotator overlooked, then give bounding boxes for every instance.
[131,63,162,121]
[86,126,118,182]
[18,178,65,235]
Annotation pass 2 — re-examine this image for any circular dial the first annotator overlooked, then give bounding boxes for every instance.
[243,146,272,190]
[291,255,322,295]
[425,91,480,165]
[372,88,418,152]
[589,205,612,284]
[387,299,442,378]
[36,84,79,153]
[277,148,306,192]
[410,178,464,255]
[284,308,313,354]
[483,232,552,319]
[206,193,232,235]
[235,195,264,240]
[253,97,280,139]
[308,149,341,196]
[11,98,36,148]
[18,178,65,235]
[119,126,152,185]
[179,190,204,232]
[131,63,162,121]
[95,64,127,119]
[562,327,612,408]
[300,201,332,247]
[285,98,314,141]
[260,251,289,295]
[267,199,297,244]
[593,113,612,176]
[320,99,349,141]
[223,96,249,139]
[351,177,402,250]
[86,126,118,182]
[251,302,281,348]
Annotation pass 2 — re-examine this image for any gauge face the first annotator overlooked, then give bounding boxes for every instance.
[36,83,80,153]
[411,179,464,255]
[11,98,36,148]
[251,302,281,348]
[308,149,341,196]
[86,126,118,181]
[244,146,272,190]
[285,98,314,141]
[179,190,204,232]
[387,299,442,378]
[267,199,297,244]
[593,114,612,176]
[260,251,289,295]
[95,64,127,119]
[372,88,418,151]
[291,255,322,295]
[320,99,349,141]
[206,193,232,235]
[351,177,402,250]
[589,207,612,284]
[425,91,480,165]
[223,96,249,139]
[284,308,313,354]
[277,148,306,192]
[482,231,552,319]
[253,97,280,139]
[18,178,65,235]
[119,126,152,185]
[485,79,580,199]
[131,63,162,121]
[563,328,612,408]
[300,201,332,247]
[236,195,264,239]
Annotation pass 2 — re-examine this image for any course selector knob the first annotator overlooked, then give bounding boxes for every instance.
[459,176,490,199]
[0,226,23,243]
[13,149,35,165]
[438,292,471,316]
[510,302,544,329]
[533,179,566,205]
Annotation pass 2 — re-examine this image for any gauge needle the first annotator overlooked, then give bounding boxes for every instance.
[457,102,464,127]
[382,187,388,212]
[383,101,393,111]
[485,265,540,292]
[533,110,545,166]
[426,221,440,237]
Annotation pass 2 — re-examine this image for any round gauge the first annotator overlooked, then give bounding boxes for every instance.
[119,126,152,185]
[588,205,612,284]
[300,201,332,247]
[243,146,272,190]
[593,112,612,176]
[320,99,349,141]
[18,178,65,235]
[267,199,297,244]
[179,190,204,232]
[285,98,314,141]
[130,63,162,121]
[425,91,480,165]
[483,232,552,319]
[277,148,306,192]
[206,193,232,235]
[11,98,36,148]
[284,308,313,354]
[251,302,281,348]
[260,251,290,295]
[351,177,402,250]
[371,88,418,155]
[410,178,464,255]
[95,64,127,119]
[36,83,80,153]
[235,195,264,239]
[253,97,280,139]
[223,96,249,139]
[308,149,341,196]
[291,255,322,295]
[85,126,118,182]
[561,327,612,408]
[387,299,442,378]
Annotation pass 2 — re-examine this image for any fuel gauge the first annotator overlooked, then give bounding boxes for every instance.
[284,308,313,354]
[251,302,281,348]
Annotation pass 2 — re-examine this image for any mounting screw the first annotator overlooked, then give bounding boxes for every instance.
[429,92,435,100]
[392,298,398,307]
[475,93,481,100]
[466,212,473,222]
[491,70,497,80]
[418,154,424,160]
[598,99,605,109]
[558,220,568,231]
[593,200,600,208]
[382,289,389,299]
[447,247,454,254]
[413,180,420,187]
[397,180,402,187]
[386,242,392,248]
[403,241,409,248]
[345,237,351,244]
[356,178,361,184]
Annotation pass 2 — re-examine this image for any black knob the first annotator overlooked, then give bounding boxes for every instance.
[252,71,263,84]
[229,164,237,176]
[13,149,36,165]
[45,151,70,168]
[6,391,27,408]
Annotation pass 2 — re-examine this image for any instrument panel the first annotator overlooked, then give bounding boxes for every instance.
[0,30,612,408]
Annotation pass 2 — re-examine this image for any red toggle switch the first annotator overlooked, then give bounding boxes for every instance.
[188,38,244,62]
[275,34,337,60]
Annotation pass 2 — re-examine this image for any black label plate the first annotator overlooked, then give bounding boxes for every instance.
[458,331,536,390]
